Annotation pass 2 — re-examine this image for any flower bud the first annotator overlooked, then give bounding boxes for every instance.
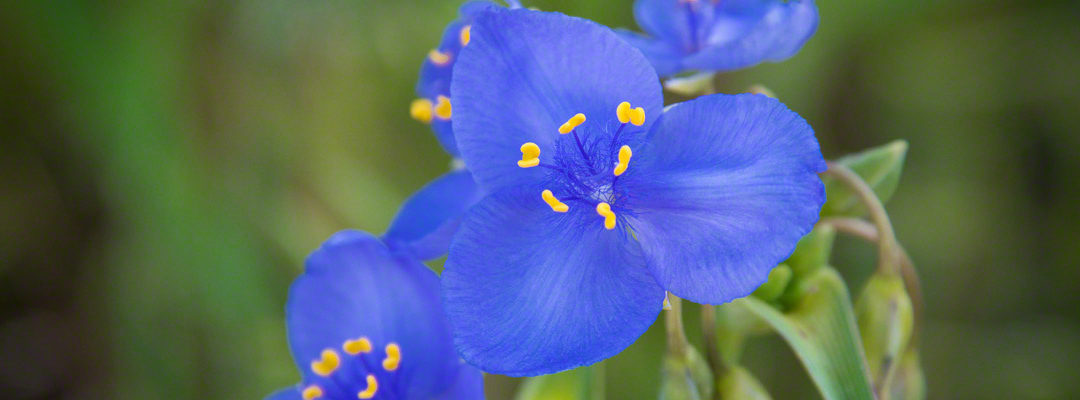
[659,346,713,400]
[855,272,914,387]
[887,347,926,400]
[752,264,793,302]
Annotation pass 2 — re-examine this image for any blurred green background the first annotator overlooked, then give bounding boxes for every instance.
[2,0,1078,399]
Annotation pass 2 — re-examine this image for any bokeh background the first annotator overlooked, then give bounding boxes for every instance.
[2,0,1078,399]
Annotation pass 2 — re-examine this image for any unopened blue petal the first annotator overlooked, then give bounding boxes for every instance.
[286,230,461,397]
[433,364,485,400]
[442,187,665,376]
[383,169,485,261]
[619,94,825,304]
[264,387,301,400]
[615,30,686,77]
[684,0,818,73]
[451,8,663,192]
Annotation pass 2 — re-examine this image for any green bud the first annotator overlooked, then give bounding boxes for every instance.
[717,366,773,400]
[663,72,716,96]
[745,84,776,98]
[514,365,601,400]
[752,264,793,302]
[822,140,908,217]
[784,226,836,279]
[660,346,713,400]
[887,347,926,400]
[855,272,914,388]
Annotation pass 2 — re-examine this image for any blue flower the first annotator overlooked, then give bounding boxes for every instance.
[441,8,825,376]
[382,169,486,261]
[266,231,484,400]
[617,0,819,77]
[412,1,521,156]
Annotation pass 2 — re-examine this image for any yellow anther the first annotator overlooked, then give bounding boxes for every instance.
[460,25,472,46]
[558,113,586,134]
[613,145,632,176]
[302,385,324,400]
[434,95,452,119]
[616,102,632,124]
[382,343,401,371]
[344,337,373,355]
[357,374,378,399]
[310,349,341,377]
[629,107,646,126]
[410,98,434,124]
[518,142,540,168]
[428,49,452,65]
[541,190,570,213]
[595,202,616,230]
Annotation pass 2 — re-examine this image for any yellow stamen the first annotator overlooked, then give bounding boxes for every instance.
[616,102,631,124]
[310,349,340,377]
[541,190,569,213]
[613,145,632,176]
[629,107,646,126]
[518,142,540,168]
[460,25,472,46]
[302,385,323,400]
[596,202,616,230]
[344,337,373,355]
[410,98,434,124]
[558,113,586,134]
[428,49,452,66]
[357,375,378,399]
[382,343,401,371]
[434,95,452,119]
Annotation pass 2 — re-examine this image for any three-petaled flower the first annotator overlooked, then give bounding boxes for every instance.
[266,231,483,400]
[618,0,819,77]
[441,8,826,376]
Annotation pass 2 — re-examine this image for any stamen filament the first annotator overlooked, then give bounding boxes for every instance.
[542,190,570,213]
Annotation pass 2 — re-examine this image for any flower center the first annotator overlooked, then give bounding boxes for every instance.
[301,337,403,399]
[516,102,645,230]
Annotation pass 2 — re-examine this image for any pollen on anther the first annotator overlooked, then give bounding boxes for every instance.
[428,49,452,66]
[518,142,540,168]
[310,349,341,376]
[410,98,434,124]
[460,25,472,46]
[357,374,378,399]
[344,337,373,355]
[434,95,452,119]
[629,107,646,126]
[613,145,632,176]
[558,113,586,134]
[542,190,569,213]
[302,385,324,400]
[596,202,617,230]
[382,343,401,371]
[616,102,632,124]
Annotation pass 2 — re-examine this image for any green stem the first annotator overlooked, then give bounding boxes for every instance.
[701,304,723,370]
[665,293,690,359]
[821,162,900,275]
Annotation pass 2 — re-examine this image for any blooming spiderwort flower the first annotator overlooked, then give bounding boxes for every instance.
[441,8,825,375]
[411,0,522,156]
[265,231,483,400]
[617,0,819,77]
[382,169,486,261]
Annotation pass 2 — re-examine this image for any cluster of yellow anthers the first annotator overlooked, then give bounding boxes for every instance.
[302,337,401,399]
[519,101,645,230]
[410,25,472,126]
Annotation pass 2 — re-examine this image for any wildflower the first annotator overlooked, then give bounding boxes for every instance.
[411,0,522,156]
[265,231,483,399]
[617,0,819,77]
[442,8,825,375]
[382,169,485,261]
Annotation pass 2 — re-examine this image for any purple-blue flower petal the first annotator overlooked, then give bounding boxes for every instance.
[285,230,477,398]
[433,364,486,400]
[383,169,485,261]
[264,387,302,400]
[683,0,818,73]
[451,8,663,192]
[619,93,826,304]
[442,187,665,376]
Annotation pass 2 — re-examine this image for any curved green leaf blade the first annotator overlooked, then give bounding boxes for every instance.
[515,365,602,400]
[822,140,908,217]
[737,268,875,400]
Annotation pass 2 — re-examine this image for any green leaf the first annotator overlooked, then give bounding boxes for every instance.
[751,264,793,302]
[783,226,836,280]
[822,140,908,217]
[737,268,875,400]
[716,366,773,400]
[515,365,603,400]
